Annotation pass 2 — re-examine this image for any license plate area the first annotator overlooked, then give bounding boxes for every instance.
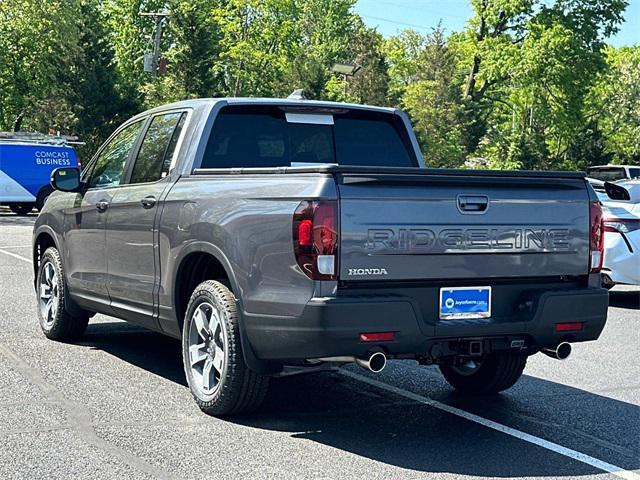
[439,286,492,320]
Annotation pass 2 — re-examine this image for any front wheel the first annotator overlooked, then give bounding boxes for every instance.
[439,352,527,394]
[37,247,89,341]
[182,280,269,416]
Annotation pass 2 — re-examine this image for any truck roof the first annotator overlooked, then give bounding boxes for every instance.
[137,97,398,118]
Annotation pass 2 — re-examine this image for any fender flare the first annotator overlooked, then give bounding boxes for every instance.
[32,225,61,282]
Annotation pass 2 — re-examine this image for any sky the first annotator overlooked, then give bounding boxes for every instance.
[355,0,640,47]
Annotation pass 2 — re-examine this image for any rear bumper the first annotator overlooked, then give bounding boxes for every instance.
[244,286,609,361]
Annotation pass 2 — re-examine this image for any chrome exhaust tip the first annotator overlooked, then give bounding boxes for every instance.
[541,342,572,360]
[355,351,387,373]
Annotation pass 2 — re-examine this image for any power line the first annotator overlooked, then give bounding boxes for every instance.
[360,14,437,31]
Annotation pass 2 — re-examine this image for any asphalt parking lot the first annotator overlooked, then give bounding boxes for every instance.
[0,207,638,480]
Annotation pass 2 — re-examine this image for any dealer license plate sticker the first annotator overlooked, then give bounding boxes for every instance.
[439,287,492,320]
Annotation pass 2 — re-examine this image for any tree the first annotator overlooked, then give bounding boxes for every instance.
[73,0,140,156]
[323,25,389,105]
[588,45,640,164]
[286,0,359,99]
[385,27,466,167]
[457,0,628,169]
[212,0,300,97]
[0,0,83,132]
[166,0,225,98]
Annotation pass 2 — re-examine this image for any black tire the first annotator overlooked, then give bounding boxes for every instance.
[36,187,53,211]
[36,247,89,341]
[182,280,269,416]
[9,203,33,215]
[439,352,527,394]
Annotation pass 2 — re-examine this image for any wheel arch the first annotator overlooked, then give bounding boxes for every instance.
[173,243,239,327]
[171,242,276,374]
[32,226,60,290]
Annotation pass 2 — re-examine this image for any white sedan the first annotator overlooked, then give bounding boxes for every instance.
[595,180,640,287]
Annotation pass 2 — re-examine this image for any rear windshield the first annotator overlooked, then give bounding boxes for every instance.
[587,167,627,181]
[201,106,417,169]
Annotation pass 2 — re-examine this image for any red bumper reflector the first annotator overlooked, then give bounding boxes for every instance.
[555,322,583,332]
[360,332,395,342]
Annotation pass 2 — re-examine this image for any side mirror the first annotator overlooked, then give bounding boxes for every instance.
[51,167,81,192]
[604,181,631,201]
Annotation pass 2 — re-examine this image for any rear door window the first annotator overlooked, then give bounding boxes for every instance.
[129,112,186,184]
[201,106,417,169]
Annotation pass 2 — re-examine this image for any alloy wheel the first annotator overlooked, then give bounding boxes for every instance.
[39,261,59,328]
[187,302,227,396]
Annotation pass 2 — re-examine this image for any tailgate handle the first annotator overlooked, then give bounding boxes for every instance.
[457,195,489,213]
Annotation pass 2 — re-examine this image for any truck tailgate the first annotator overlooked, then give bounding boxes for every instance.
[338,171,591,281]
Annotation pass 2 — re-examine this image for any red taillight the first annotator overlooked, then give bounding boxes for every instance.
[360,332,396,342]
[589,201,604,273]
[293,200,339,280]
[298,219,313,246]
[555,322,583,332]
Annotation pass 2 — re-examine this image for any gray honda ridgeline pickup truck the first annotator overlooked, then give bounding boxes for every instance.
[33,98,608,415]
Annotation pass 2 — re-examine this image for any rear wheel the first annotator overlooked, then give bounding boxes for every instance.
[182,280,269,416]
[37,247,89,341]
[9,203,33,215]
[439,352,527,394]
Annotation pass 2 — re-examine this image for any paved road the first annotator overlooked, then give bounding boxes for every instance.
[0,208,638,480]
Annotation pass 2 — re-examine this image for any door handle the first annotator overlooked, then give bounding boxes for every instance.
[140,196,157,209]
[457,195,489,213]
[96,200,110,212]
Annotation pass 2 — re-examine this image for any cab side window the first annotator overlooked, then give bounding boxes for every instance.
[88,120,144,189]
[129,112,186,184]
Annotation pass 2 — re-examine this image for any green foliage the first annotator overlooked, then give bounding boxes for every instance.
[588,45,640,164]
[0,0,635,171]
[386,27,467,167]
[0,0,82,131]
[456,0,629,169]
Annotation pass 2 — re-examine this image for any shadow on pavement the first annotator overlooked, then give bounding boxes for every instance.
[79,320,640,478]
[609,289,640,310]
[81,321,187,386]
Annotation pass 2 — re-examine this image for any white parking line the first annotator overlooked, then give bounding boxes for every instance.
[340,369,640,480]
[0,245,31,249]
[0,248,31,264]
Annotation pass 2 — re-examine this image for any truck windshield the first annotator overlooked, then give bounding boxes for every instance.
[201,105,418,168]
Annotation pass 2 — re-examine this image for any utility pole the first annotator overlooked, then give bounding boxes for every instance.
[140,11,169,78]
